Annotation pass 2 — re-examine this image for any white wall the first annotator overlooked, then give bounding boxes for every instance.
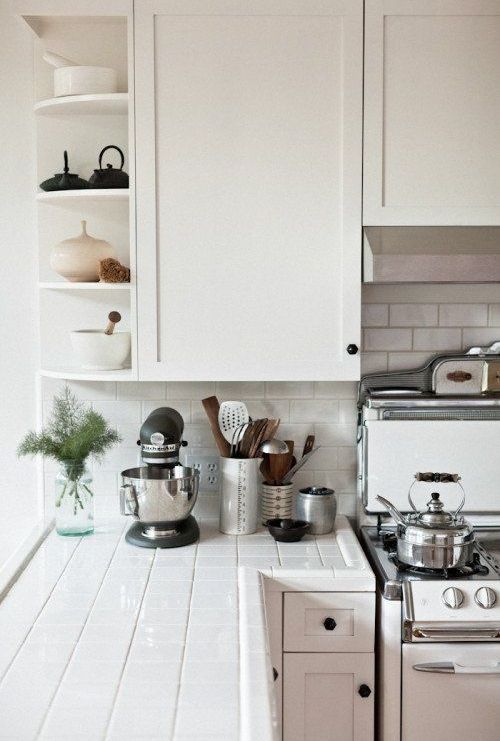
[0,7,39,562]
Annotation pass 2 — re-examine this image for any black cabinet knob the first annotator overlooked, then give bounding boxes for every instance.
[346,344,359,355]
[273,667,278,682]
[323,617,337,631]
[358,684,372,698]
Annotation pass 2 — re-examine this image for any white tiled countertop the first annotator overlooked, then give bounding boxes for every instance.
[0,515,374,741]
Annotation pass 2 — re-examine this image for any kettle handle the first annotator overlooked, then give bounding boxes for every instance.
[408,478,466,517]
[98,145,125,171]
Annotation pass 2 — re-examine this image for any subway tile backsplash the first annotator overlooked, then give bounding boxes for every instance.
[361,282,500,374]
[41,284,500,519]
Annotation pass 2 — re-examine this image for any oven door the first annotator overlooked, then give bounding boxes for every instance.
[402,643,500,741]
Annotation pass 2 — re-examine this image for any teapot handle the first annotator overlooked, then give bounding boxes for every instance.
[98,145,125,171]
[408,476,466,517]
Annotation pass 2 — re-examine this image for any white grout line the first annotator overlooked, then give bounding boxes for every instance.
[0,532,83,686]
[170,539,199,739]
[34,524,128,739]
[103,544,160,740]
[236,563,242,740]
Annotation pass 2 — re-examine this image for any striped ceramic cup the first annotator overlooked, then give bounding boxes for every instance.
[261,483,294,525]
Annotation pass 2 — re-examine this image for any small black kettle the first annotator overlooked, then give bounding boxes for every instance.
[88,145,129,189]
[39,151,89,192]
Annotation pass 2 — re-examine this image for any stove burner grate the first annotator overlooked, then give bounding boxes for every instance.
[382,531,398,551]
[387,551,489,578]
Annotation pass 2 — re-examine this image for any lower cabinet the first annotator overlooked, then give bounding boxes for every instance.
[283,652,374,741]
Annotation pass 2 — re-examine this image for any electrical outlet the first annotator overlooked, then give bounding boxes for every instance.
[185,454,220,492]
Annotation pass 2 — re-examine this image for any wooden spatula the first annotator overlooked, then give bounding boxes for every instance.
[201,396,231,457]
[302,434,315,457]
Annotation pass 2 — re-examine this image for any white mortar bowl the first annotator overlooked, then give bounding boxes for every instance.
[70,330,131,371]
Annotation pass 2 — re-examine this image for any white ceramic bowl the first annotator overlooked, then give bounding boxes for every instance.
[70,330,131,371]
[54,66,118,97]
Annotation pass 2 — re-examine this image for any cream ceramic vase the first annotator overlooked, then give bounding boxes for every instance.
[50,220,114,282]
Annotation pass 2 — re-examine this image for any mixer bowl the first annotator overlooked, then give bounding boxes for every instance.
[120,465,199,526]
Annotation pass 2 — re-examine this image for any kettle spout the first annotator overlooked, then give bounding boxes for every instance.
[376,495,407,527]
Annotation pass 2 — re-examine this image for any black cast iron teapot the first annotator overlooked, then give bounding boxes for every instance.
[39,151,89,192]
[88,145,129,189]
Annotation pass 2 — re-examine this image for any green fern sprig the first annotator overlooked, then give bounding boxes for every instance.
[18,386,121,474]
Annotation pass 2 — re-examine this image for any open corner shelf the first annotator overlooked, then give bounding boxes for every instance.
[36,189,129,206]
[40,366,134,382]
[39,282,131,291]
[34,93,128,117]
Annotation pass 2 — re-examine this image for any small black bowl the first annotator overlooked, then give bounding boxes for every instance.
[266,518,310,543]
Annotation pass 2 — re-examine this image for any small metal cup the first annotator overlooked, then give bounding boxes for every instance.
[296,486,336,535]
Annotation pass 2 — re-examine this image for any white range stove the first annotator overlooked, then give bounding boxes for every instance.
[358,343,500,741]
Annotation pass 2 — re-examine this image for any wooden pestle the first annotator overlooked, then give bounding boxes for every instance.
[105,311,121,335]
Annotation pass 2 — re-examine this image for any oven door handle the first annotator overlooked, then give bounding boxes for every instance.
[412,626,500,640]
[414,661,500,675]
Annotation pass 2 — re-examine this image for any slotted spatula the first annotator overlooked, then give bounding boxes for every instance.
[218,401,250,443]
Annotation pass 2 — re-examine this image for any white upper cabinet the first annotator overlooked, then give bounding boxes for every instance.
[364,0,500,226]
[135,0,363,381]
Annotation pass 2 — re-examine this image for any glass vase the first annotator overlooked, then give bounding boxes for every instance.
[55,461,94,536]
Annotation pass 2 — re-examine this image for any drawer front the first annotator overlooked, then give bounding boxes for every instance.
[284,592,374,652]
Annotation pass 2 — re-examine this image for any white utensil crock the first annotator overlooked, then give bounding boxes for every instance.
[70,330,131,370]
[219,457,262,535]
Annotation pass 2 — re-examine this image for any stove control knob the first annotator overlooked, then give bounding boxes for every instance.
[442,587,464,609]
[474,587,497,609]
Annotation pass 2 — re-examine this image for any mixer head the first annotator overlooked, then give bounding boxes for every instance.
[139,407,186,466]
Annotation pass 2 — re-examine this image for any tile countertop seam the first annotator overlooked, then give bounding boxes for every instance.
[36,524,128,738]
[103,546,159,740]
[0,533,83,686]
[170,543,198,740]
[239,567,277,741]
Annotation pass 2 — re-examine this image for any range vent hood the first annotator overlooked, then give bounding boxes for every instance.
[363,227,500,283]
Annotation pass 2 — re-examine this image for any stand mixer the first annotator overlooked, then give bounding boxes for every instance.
[120,407,200,548]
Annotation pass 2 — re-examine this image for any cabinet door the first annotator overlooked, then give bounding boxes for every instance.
[283,653,374,741]
[135,0,362,381]
[364,0,500,226]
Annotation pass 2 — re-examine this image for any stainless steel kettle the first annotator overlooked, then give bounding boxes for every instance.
[377,472,475,570]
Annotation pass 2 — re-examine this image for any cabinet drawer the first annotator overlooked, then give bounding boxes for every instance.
[284,592,374,652]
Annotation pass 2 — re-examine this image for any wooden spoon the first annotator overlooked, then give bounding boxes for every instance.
[239,421,255,459]
[268,451,294,484]
[201,396,231,457]
[104,311,121,335]
[248,418,268,458]
[260,454,273,482]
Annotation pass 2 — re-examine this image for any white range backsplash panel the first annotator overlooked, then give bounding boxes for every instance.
[364,419,500,513]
